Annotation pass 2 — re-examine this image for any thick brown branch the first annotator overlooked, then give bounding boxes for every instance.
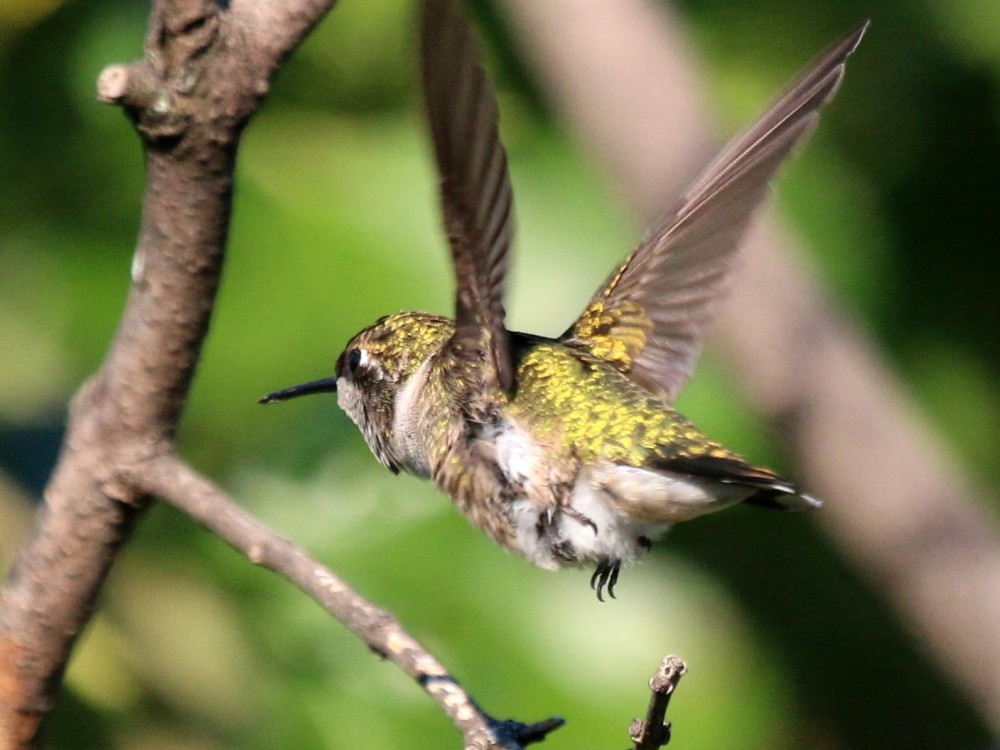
[134,456,562,750]
[502,0,1000,733]
[0,0,338,745]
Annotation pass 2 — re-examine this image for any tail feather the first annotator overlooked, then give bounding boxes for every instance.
[648,453,820,511]
[745,488,822,511]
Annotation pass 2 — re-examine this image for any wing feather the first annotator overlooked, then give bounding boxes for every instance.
[421,0,515,393]
[567,22,868,401]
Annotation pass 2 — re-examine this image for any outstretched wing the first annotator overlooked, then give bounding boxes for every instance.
[566,23,868,401]
[422,0,515,393]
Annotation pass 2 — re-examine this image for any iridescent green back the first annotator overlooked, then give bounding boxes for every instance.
[507,340,739,468]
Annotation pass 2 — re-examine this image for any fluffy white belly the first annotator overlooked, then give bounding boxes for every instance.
[495,422,751,570]
[508,476,669,570]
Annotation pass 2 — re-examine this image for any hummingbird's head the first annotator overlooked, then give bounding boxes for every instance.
[261,311,454,473]
[335,311,453,470]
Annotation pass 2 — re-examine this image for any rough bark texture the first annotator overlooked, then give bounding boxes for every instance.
[0,0,337,743]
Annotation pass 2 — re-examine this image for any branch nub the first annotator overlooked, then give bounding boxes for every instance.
[96,65,129,103]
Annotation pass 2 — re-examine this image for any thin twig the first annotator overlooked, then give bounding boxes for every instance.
[134,456,563,750]
[629,655,686,749]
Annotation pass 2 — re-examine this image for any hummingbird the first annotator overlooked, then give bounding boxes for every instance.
[262,0,866,600]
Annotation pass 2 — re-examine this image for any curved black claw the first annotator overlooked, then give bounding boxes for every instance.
[590,559,622,602]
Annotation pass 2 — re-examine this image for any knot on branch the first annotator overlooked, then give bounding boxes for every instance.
[96,62,190,144]
[159,0,220,67]
[94,3,240,148]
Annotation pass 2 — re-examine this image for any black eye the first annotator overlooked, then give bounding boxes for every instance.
[346,348,363,374]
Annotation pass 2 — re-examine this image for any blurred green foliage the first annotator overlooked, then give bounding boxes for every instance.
[1,0,998,748]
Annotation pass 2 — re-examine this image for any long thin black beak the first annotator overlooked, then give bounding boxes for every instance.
[258,377,338,404]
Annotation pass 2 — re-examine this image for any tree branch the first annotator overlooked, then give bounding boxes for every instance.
[0,0,336,744]
[501,0,1000,733]
[133,456,562,750]
[629,655,686,750]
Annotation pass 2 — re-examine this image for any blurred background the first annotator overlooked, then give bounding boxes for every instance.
[2,0,999,748]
